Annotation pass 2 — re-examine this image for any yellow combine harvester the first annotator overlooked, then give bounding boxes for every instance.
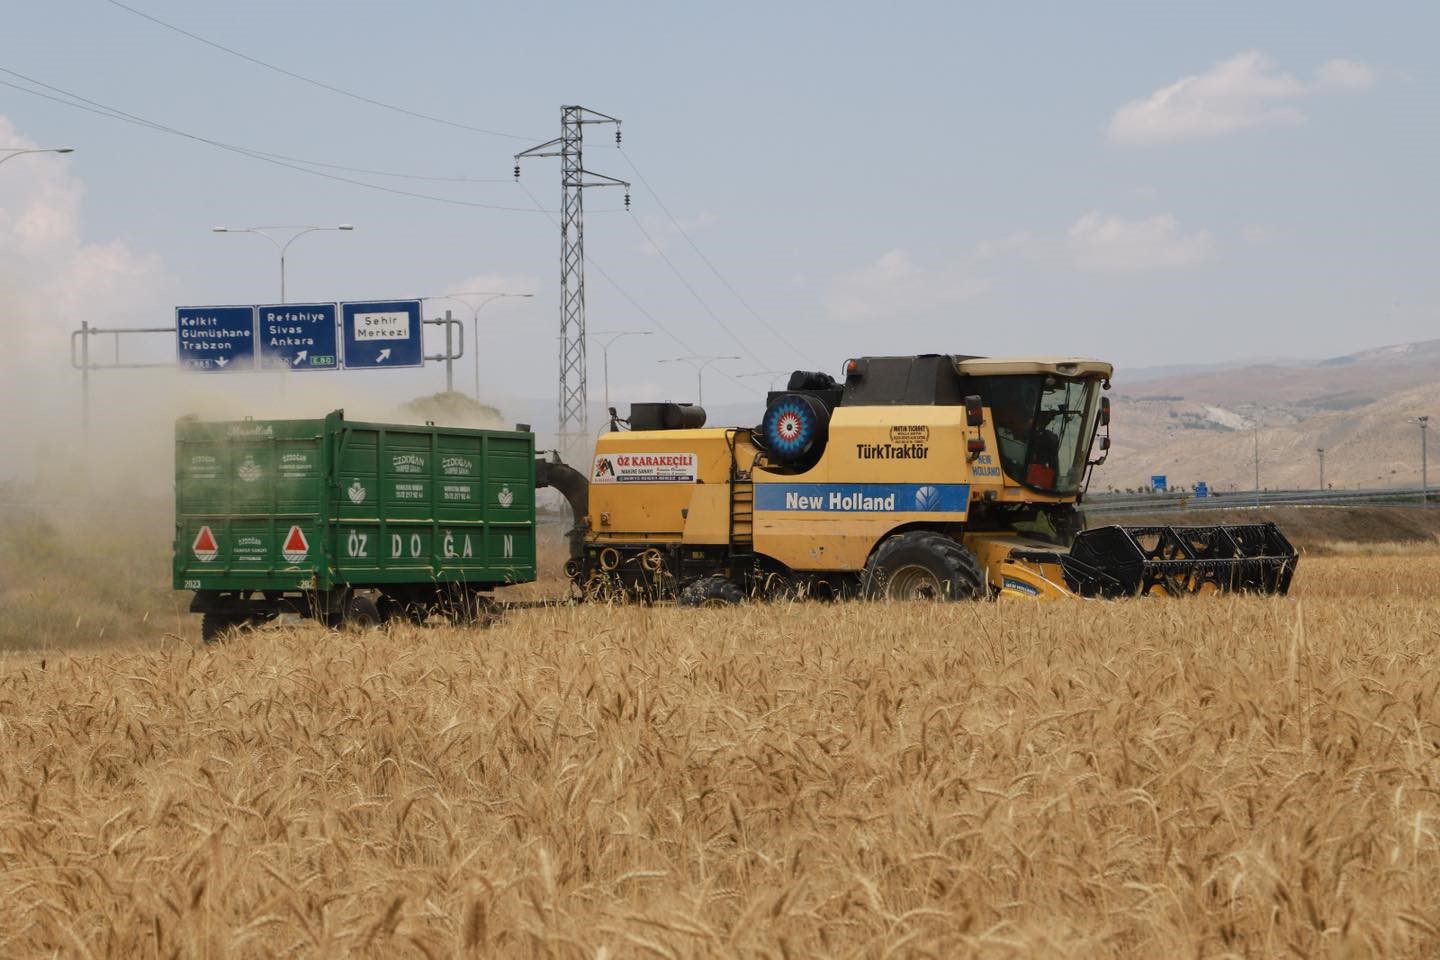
[539,354,1296,603]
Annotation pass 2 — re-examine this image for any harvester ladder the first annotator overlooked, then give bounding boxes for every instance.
[727,430,754,555]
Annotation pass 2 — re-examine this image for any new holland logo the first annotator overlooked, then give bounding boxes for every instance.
[237,455,262,482]
[914,485,942,511]
[347,481,367,504]
[281,525,309,564]
[191,525,218,562]
[497,485,514,508]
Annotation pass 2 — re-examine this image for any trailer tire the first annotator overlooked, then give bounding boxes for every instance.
[201,613,247,644]
[341,594,382,631]
[678,575,745,607]
[449,591,499,627]
[864,531,985,601]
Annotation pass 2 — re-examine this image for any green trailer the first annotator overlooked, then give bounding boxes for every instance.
[174,410,537,640]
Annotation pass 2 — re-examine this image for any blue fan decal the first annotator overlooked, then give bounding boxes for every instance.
[765,399,813,456]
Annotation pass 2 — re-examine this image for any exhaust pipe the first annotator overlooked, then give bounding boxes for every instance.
[535,457,589,560]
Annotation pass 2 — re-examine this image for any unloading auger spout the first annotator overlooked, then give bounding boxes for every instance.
[1061,522,1298,598]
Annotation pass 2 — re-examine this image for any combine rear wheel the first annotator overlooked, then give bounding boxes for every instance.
[864,531,984,601]
[678,576,745,607]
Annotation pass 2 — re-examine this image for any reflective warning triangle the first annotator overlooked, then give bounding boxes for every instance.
[192,526,218,562]
[282,525,309,563]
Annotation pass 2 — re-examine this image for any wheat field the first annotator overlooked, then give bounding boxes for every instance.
[2,554,1439,957]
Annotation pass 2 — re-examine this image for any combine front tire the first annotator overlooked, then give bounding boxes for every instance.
[678,576,745,607]
[864,531,985,601]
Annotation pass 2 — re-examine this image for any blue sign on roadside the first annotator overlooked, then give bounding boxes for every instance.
[341,300,423,368]
[1195,481,1209,498]
[256,303,339,370]
[1151,474,1168,492]
[176,306,257,371]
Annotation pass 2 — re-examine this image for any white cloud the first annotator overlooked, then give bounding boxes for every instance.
[0,119,168,365]
[0,115,174,480]
[823,249,987,325]
[1068,212,1214,274]
[1108,51,1375,146]
[1240,223,1279,247]
[1314,58,1377,92]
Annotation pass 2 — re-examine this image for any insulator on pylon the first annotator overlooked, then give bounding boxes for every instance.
[624,193,631,209]
[616,128,622,145]
[513,164,520,179]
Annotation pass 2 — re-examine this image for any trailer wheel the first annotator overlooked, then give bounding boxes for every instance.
[448,592,499,627]
[678,575,745,607]
[863,531,985,601]
[341,594,383,631]
[201,613,250,644]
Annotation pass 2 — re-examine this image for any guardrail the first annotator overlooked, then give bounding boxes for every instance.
[1085,486,1434,514]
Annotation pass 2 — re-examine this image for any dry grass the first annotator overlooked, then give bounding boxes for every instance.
[0,501,185,650]
[2,555,1440,957]
[1305,538,1440,557]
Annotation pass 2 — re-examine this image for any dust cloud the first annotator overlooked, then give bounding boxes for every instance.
[0,113,526,646]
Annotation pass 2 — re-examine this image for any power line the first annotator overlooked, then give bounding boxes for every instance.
[514,179,762,400]
[619,146,818,366]
[0,69,559,213]
[103,0,535,141]
[243,155,510,184]
[627,212,769,370]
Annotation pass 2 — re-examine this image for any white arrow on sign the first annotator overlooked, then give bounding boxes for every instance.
[214,356,229,368]
[376,348,392,363]
[292,350,308,366]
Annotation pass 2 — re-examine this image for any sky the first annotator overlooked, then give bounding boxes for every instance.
[1,0,1437,465]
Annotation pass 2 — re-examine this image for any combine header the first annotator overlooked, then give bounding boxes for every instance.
[538,354,1299,603]
[987,522,1299,600]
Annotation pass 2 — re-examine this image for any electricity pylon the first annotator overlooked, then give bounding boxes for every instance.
[515,106,630,461]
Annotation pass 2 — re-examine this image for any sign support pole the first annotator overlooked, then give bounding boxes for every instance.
[444,309,454,393]
[80,319,91,450]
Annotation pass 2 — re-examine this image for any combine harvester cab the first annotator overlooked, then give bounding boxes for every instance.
[554,355,1297,603]
[174,410,537,641]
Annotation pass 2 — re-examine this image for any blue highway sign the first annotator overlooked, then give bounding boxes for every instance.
[257,303,339,370]
[176,306,257,371]
[1150,474,1168,492]
[1195,481,1210,498]
[341,300,423,368]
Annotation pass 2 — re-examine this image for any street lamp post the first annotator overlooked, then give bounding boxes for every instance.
[739,370,790,392]
[0,146,74,168]
[660,355,739,406]
[211,224,354,303]
[587,330,652,415]
[1410,416,1430,505]
[433,292,535,402]
[1253,423,1261,507]
[1317,447,1325,491]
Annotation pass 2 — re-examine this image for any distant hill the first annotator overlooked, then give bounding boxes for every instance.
[1095,340,1440,492]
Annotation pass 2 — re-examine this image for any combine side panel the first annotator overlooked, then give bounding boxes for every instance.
[1063,523,1297,597]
